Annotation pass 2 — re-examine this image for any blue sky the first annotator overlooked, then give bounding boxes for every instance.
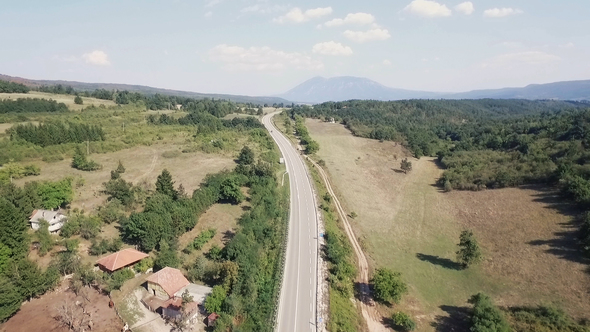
[1,0,589,96]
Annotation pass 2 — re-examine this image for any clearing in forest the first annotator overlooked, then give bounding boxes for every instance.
[14,144,235,213]
[305,119,590,331]
[0,91,117,110]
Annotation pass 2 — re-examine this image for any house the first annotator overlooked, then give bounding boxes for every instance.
[175,104,182,110]
[207,313,219,327]
[142,267,210,320]
[95,248,149,273]
[29,209,67,232]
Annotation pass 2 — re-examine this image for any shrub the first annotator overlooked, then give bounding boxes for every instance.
[391,312,417,331]
[184,228,216,253]
[371,268,407,304]
[133,257,154,273]
[469,293,511,332]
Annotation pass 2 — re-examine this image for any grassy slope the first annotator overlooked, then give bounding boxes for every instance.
[305,119,590,331]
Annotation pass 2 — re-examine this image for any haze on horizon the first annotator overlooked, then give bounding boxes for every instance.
[1,0,589,96]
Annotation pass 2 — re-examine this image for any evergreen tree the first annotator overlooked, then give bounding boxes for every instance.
[401,158,412,174]
[457,230,483,268]
[0,197,27,258]
[155,169,177,199]
[116,160,126,174]
[74,95,83,105]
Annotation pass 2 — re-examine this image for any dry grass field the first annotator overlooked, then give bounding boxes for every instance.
[14,144,235,212]
[305,119,590,331]
[0,91,116,111]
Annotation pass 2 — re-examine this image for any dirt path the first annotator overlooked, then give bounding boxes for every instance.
[133,148,158,183]
[308,157,389,332]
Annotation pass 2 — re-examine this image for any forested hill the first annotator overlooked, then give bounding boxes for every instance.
[0,74,290,105]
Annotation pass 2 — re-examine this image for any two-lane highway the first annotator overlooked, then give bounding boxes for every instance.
[262,112,318,332]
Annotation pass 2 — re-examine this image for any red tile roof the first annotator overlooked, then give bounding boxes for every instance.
[146,267,190,298]
[95,248,149,272]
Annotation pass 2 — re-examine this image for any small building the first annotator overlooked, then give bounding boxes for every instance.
[146,267,190,300]
[175,104,182,110]
[95,248,149,273]
[29,209,67,232]
[142,267,207,320]
[207,313,219,327]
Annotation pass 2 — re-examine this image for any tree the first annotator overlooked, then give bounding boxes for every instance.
[456,230,482,268]
[0,277,22,322]
[237,146,255,165]
[155,169,177,199]
[116,160,126,174]
[71,145,100,171]
[469,293,510,332]
[37,178,74,209]
[0,197,28,258]
[305,140,319,154]
[371,268,407,304]
[37,219,54,256]
[220,177,244,204]
[204,285,226,313]
[400,158,412,174]
[103,178,134,207]
[73,95,83,105]
[154,240,180,271]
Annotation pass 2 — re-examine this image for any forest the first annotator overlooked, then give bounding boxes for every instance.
[0,98,68,114]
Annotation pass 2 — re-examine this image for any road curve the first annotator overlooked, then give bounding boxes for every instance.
[262,112,318,332]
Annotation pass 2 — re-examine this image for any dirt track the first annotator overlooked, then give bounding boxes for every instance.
[308,157,389,332]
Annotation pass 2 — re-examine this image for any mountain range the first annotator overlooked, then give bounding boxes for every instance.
[2,73,590,105]
[279,76,590,103]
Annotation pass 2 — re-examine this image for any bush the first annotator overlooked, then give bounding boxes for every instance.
[469,293,511,332]
[105,268,134,291]
[74,95,83,105]
[97,199,124,224]
[371,268,407,304]
[184,228,216,253]
[391,312,417,331]
[133,257,154,273]
[71,145,101,171]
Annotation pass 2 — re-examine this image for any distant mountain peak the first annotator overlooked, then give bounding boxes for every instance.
[278,76,438,103]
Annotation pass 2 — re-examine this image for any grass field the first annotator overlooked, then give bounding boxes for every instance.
[305,119,590,331]
[14,144,235,212]
[0,91,117,111]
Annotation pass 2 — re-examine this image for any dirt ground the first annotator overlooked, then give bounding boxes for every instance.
[14,144,235,213]
[306,119,590,331]
[0,91,116,111]
[0,282,123,332]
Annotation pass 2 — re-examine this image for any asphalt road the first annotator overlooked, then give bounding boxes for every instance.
[262,112,318,332]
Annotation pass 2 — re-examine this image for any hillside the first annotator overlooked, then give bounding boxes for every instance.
[0,74,290,105]
[280,76,590,103]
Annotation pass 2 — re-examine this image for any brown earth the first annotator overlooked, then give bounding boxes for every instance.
[0,282,123,332]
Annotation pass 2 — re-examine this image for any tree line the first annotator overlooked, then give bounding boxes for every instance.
[10,121,105,147]
[0,98,68,114]
[0,80,29,93]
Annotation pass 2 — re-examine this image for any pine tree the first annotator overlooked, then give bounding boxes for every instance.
[237,146,255,165]
[74,95,83,105]
[116,160,126,174]
[0,198,27,258]
[456,230,482,268]
[155,169,177,199]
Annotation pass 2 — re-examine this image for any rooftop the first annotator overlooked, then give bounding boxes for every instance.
[29,209,64,224]
[95,248,149,272]
[146,267,190,298]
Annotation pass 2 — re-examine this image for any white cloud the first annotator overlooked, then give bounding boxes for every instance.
[324,12,375,27]
[383,59,392,66]
[208,44,323,71]
[82,50,110,66]
[241,3,289,15]
[273,7,333,24]
[343,28,391,43]
[560,42,575,49]
[403,0,452,18]
[455,2,474,15]
[483,51,560,68]
[483,8,523,18]
[312,41,353,56]
[205,0,222,8]
[205,11,213,18]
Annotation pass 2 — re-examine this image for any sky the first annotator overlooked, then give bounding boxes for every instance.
[1,0,589,96]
